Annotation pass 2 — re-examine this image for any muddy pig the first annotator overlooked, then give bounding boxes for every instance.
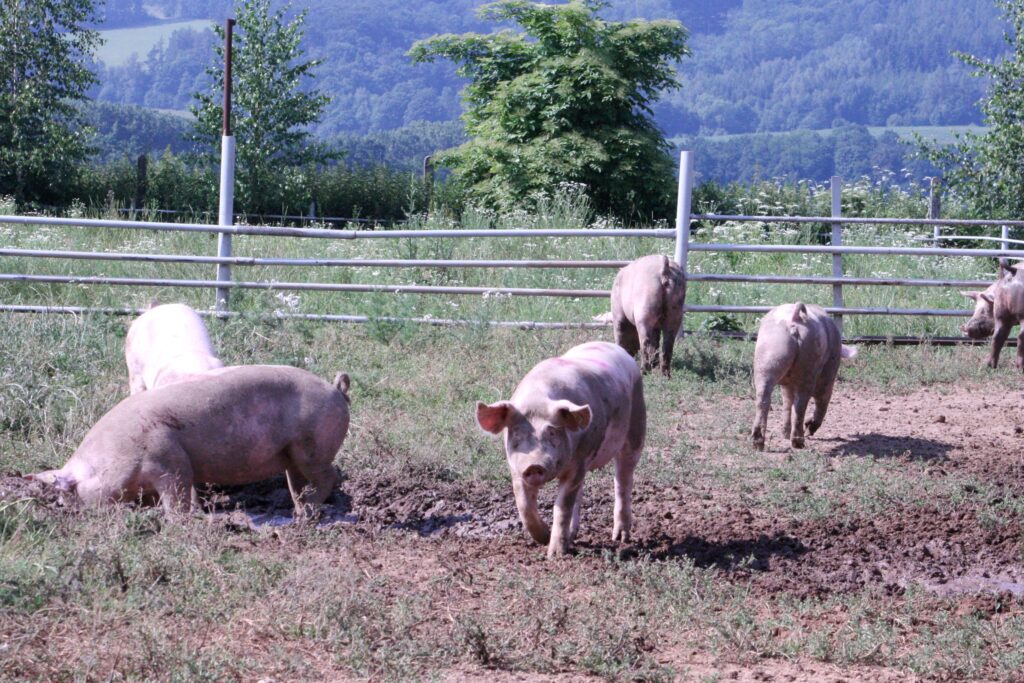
[961,259,1024,370]
[125,302,223,394]
[751,303,857,451]
[610,254,686,377]
[476,341,645,559]
[30,365,350,517]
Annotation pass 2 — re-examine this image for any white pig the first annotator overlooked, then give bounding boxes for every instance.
[30,365,350,517]
[476,341,646,559]
[610,255,687,377]
[751,302,857,451]
[124,303,223,394]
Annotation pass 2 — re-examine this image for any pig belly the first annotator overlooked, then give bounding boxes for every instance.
[187,443,292,486]
[587,421,629,471]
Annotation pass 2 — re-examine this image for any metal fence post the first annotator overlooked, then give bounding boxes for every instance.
[929,177,941,243]
[675,150,693,337]
[1002,224,1010,252]
[215,18,236,314]
[831,176,844,335]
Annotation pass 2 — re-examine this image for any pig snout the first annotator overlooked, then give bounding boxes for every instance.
[521,464,547,488]
[962,317,995,339]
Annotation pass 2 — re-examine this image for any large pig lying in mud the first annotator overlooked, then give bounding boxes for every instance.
[961,259,1024,370]
[30,365,350,517]
[610,254,687,377]
[476,341,646,559]
[751,303,857,451]
[125,302,223,394]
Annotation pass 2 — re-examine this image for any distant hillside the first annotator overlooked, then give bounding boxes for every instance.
[90,0,1007,138]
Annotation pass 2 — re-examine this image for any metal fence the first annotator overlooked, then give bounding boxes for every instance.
[3,151,1024,341]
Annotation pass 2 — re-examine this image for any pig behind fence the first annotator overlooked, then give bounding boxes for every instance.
[751,302,857,451]
[475,341,646,559]
[125,302,223,394]
[961,259,1024,370]
[610,254,687,377]
[30,365,351,518]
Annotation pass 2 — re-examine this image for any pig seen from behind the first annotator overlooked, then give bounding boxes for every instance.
[30,365,350,518]
[476,341,646,559]
[961,259,1024,370]
[125,302,223,394]
[610,254,687,377]
[751,302,857,451]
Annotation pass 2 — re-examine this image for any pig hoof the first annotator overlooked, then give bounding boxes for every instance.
[791,436,806,449]
[752,437,765,451]
[547,544,570,560]
[804,420,820,436]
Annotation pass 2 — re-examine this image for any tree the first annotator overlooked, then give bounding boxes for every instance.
[918,0,1024,218]
[409,0,690,220]
[190,0,332,215]
[0,0,101,203]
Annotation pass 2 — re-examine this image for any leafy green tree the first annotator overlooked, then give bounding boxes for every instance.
[409,0,690,220]
[190,0,333,215]
[918,0,1024,218]
[0,0,101,203]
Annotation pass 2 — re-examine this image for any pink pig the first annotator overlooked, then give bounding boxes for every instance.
[124,303,223,394]
[476,342,646,558]
[30,365,350,517]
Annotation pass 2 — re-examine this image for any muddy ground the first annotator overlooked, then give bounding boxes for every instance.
[6,381,1024,681]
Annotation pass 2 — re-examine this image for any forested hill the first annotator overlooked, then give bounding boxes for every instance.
[92,0,1007,137]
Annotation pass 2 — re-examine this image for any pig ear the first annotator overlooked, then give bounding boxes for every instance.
[981,292,995,304]
[476,401,516,434]
[960,291,981,301]
[552,400,592,432]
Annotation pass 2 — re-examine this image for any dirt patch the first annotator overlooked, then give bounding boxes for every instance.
[6,382,1024,607]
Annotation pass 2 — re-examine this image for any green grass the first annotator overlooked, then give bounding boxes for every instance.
[95,20,213,67]
[685,125,989,146]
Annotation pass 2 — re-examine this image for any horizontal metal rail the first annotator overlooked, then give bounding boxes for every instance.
[0,247,629,269]
[0,305,987,341]
[921,235,1024,247]
[694,213,1024,228]
[689,242,1024,258]
[0,214,666,239]
[0,273,610,298]
[686,304,971,316]
[689,273,991,288]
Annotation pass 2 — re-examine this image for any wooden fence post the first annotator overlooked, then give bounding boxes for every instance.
[831,176,844,335]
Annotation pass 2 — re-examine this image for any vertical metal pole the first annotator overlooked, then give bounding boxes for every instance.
[831,176,844,335]
[674,150,693,338]
[1001,224,1009,252]
[215,18,236,314]
[929,177,941,243]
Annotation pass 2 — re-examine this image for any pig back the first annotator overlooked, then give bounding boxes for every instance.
[88,365,349,486]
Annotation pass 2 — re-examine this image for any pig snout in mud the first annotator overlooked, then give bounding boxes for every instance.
[751,302,856,451]
[476,341,646,559]
[29,365,351,520]
[610,254,687,378]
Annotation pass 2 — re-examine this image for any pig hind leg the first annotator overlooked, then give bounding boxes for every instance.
[751,372,776,451]
[1015,328,1024,371]
[788,377,818,449]
[660,308,683,378]
[613,380,645,542]
[638,324,662,374]
[806,355,840,436]
[286,447,339,517]
[614,317,641,359]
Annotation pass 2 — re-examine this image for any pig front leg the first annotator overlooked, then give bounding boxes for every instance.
[1015,328,1024,372]
[570,483,584,542]
[612,446,640,543]
[512,477,550,547]
[988,321,1012,368]
[549,477,583,559]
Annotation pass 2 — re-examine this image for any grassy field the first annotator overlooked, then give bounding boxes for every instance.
[3,191,1024,680]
